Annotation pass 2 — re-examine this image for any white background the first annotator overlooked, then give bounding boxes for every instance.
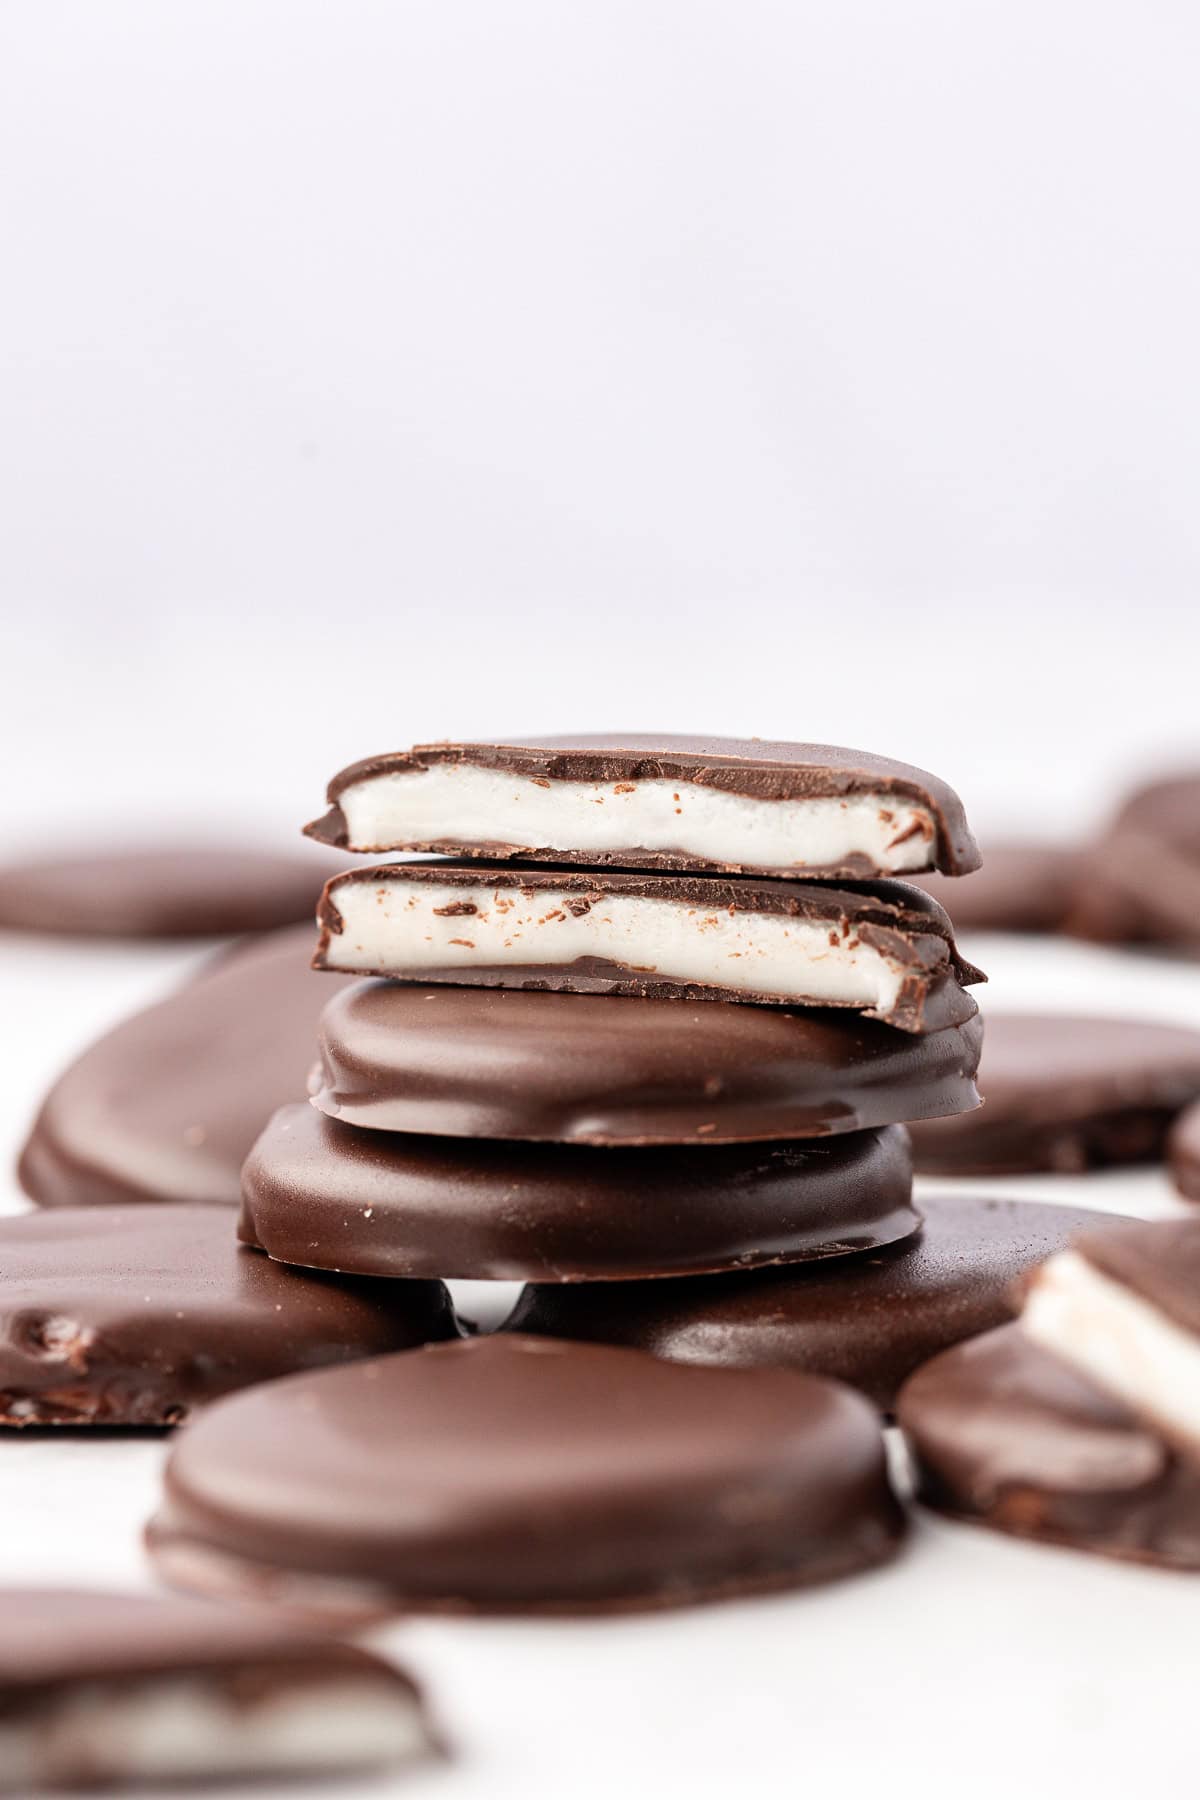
[2,4,1200,1797]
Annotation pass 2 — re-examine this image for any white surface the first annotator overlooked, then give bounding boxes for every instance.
[325,873,919,1009]
[337,763,937,874]
[3,3,1200,1795]
[0,928,1197,1800]
[2,4,1200,849]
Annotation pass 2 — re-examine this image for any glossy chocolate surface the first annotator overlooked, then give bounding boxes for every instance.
[909,1012,1200,1175]
[19,926,354,1208]
[241,1109,916,1282]
[305,734,980,876]
[506,1195,1133,1409]
[897,1325,1200,1569]
[0,1205,456,1426]
[148,1336,905,1615]
[312,979,983,1146]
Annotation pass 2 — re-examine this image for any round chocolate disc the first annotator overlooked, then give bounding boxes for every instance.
[18,926,354,1208]
[897,1324,1200,1570]
[504,1195,1135,1409]
[311,979,983,1146]
[241,1108,917,1282]
[148,1335,905,1616]
[911,843,1082,936]
[0,1205,456,1426]
[1168,1100,1200,1203]
[1066,773,1200,949]
[908,1011,1200,1175]
[0,847,343,939]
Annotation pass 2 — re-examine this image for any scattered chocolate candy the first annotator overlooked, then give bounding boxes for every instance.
[1168,1100,1200,1202]
[240,1109,917,1283]
[911,842,1083,935]
[0,1205,456,1426]
[908,1012,1200,1174]
[19,926,353,1208]
[314,864,982,1030]
[0,1588,435,1790]
[1023,1217,1200,1461]
[0,847,341,939]
[1066,772,1200,950]
[897,1324,1200,1570]
[310,979,983,1145]
[305,734,980,879]
[505,1195,1135,1410]
[148,1336,905,1616]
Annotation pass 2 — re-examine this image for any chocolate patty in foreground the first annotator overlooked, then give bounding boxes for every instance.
[897,1325,1200,1571]
[305,734,980,879]
[148,1336,904,1617]
[1022,1217,1200,1463]
[0,1205,456,1426]
[0,1589,434,1789]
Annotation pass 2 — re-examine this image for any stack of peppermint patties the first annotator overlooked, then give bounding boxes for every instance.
[162,735,995,1615]
[240,736,985,1287]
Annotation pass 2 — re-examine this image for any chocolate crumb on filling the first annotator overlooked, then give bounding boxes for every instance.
[304,734,979,880]
[314,865,984,1033]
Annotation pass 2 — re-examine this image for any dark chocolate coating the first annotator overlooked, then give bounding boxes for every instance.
[505,1195,1134,1410]
[148,1336,905,1616]
[0,1205,456,1426]
[908,1012,1200,1175]
[18,926,354,1209]
[314,865,983,1032]
[1074,1216,1200,1337]
[0,847,341,940]
[1168,1101,1200,1202]
[240,1108,917,1282]
[311,979,983,1146]
[0,1589,429,1787]
[911,842,1083,935]
[1067,773,1200,950]
[0,1585,421,1704]
[897,1325,1200,1569]
[305,733,980,877]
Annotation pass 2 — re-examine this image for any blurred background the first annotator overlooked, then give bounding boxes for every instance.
[3,1,1199,848]
[3,14,1200,1796]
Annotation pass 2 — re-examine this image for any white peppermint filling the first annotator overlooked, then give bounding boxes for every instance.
[1024,1250,1200,1456]
[337,763,936,872]
[327,878,916,1009]
[0,1675,428,1787]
